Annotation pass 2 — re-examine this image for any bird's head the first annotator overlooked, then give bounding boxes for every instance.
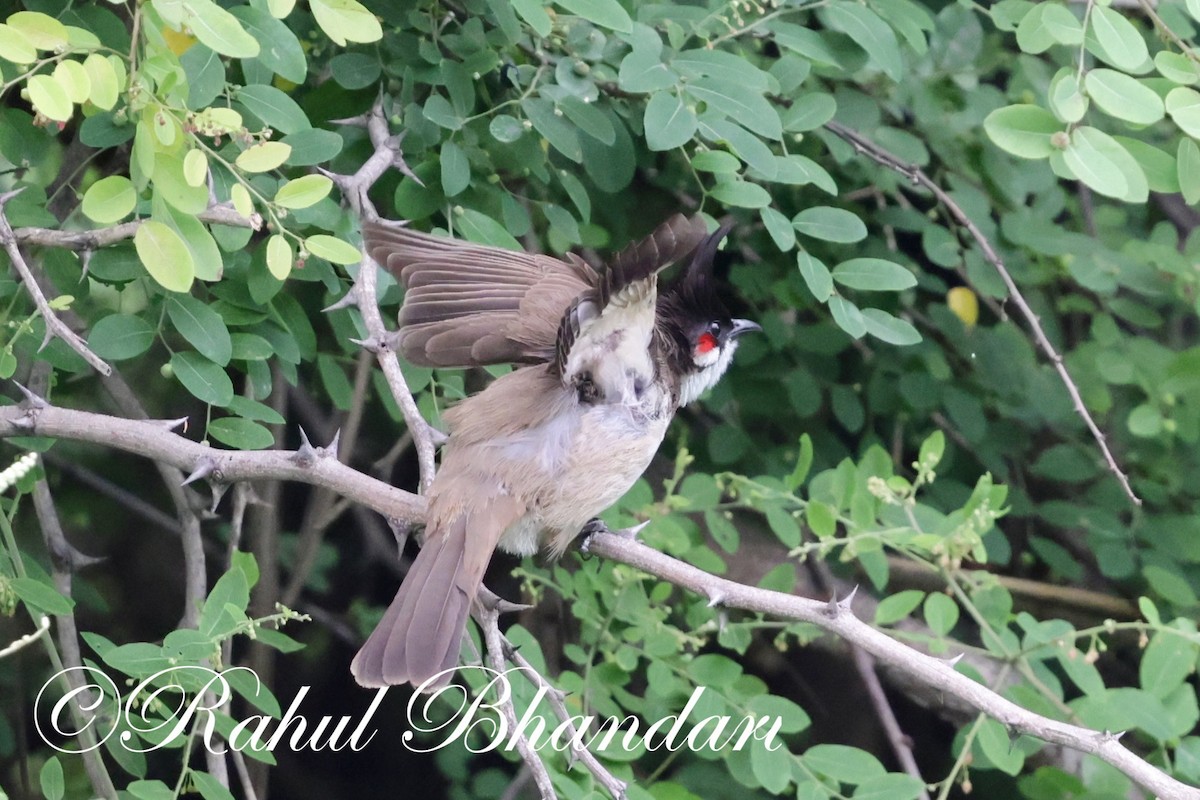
[659,222,761,406]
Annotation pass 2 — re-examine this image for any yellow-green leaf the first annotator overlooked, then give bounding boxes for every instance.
[135,220,195,293]
[7,11,68,51]
[183,149,208,187]
[304,234,361,264]
[82,176,137,224]
[184,0,261,58]
[274,174,332,209]
[0,23,37,64]
[268,0,297,17]
[235,141,291,172]
[310,0,382,46]
[27,74,73,122]
[266,234,292,280]
[83,53,119,110]
[52,60,90,104]
[231,183,253,217]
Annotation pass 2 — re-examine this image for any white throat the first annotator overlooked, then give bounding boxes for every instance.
[679,342,737,406]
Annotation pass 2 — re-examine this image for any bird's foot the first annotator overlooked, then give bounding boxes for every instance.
[578,518,611,556]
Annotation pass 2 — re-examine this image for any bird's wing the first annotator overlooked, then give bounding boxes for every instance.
[363,221,596,367]
[554,214,709,398]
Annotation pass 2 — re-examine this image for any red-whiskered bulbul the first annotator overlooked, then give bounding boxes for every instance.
[351,214,759,689]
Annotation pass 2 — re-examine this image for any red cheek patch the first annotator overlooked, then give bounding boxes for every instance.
[696,333,718,354]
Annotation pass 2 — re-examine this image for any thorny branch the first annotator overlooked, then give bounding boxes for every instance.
[3,397,1196,799]
[824,121,1142,508]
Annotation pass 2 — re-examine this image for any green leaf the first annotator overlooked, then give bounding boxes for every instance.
[329,52,380,89]
[976,718,1023,775]
[1140,633,1198,698]
[168,295,232,366]
[1180,138,1200,204]
[1128,403,1163,436]
[1088,5,1149,73]
[282,128,344,166]
[786,433,814,490]
[983,104,1061,159]
[209,417,275,450]
[27,74,73,123]
[685,77,781,139]
[1084,69,1163,124]
[489,114,525,143]
[182,45,225,109]
[440,140,470,196]
[1167,86,1200,138]
[172,351,235,406]
[135,220,195,293]
[804,744,884,784]
[7,11,68,51]
[40,756,64,800]
[853,773,926,800]
[184,0,260,58]
[304,234,361,264]
[709,180,771,209]
[1116,137,1179,193]
[692,150,740,174]
[154,152,209,214]
[875,590,926,626]
[1016,3,1082,53]
[644,91,697,151]
[923,592,959,636]
[265,234,293,281]
[521,97,581,162]
[797,250,833,302]
[231,6,306,83]
[792,206,866,243]
[832,258,916,291]
[81,175,136,224]
[183,149,208,187]
[822,0,903,80]
[274,174,332,209]
[82,53,119,110]
[235,141,291,172]
[309,0,382,45]
[512,0,552,37]
[1062,125,1147,202]
[89,314,155,361]
[0,23,37,64]
[1049,70,1088,123]
[453,208,522,250]
[237,84,311,134]
[617,25,674,92]
[862,308,922,345]
[559,96,615,145]
[1156,51,1200,85]
[760,206,795,251]
[553,0,632,32]
[782,92,837,132]
[699,116,776,179]
[11,577,74,615]
[806,500,837,538]
[829,295,866,338]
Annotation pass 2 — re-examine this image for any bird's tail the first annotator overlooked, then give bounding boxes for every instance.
[351,495,522,690]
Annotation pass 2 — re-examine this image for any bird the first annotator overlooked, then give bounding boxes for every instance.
[351,213,760,689]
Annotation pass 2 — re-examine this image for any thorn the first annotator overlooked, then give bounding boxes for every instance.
[329,112,371,127]
[500,638,519,660]
[618,520,650,540]
[427,425,449,446]
[208,482,229,514]
[38,327,54,353]
[350,336,381,354]
[716,608,728,633]
[323,287,360,313]
[11,381,48,408]
[494,598,533,614]
[326,429,341,460]
[943,653,965,667]
[837,584,859,611]
[294,427,317,465]
[181,459,215,487]
[1101,730,1126,743]
[0,186,27,207]
[156,416,189,432]
[706,589,726,608]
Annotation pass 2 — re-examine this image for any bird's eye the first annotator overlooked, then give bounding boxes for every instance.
[707,321,721,337]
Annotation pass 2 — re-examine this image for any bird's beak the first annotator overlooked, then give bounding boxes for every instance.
[728,319,762,338]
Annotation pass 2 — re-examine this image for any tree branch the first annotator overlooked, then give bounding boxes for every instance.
[11,204,259,251]
[584,531,1198,800]
[823,121,1142,508]
[0,190,111,376]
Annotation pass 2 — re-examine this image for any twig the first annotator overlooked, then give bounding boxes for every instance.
[31,478,119,799]
[824,121,1142,507]
[0,190,111,376]
[13,203,259,250]
[0,401,425,525]
[850,646,930,800]
[479,603,558,800]
[584,530,1199,800]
